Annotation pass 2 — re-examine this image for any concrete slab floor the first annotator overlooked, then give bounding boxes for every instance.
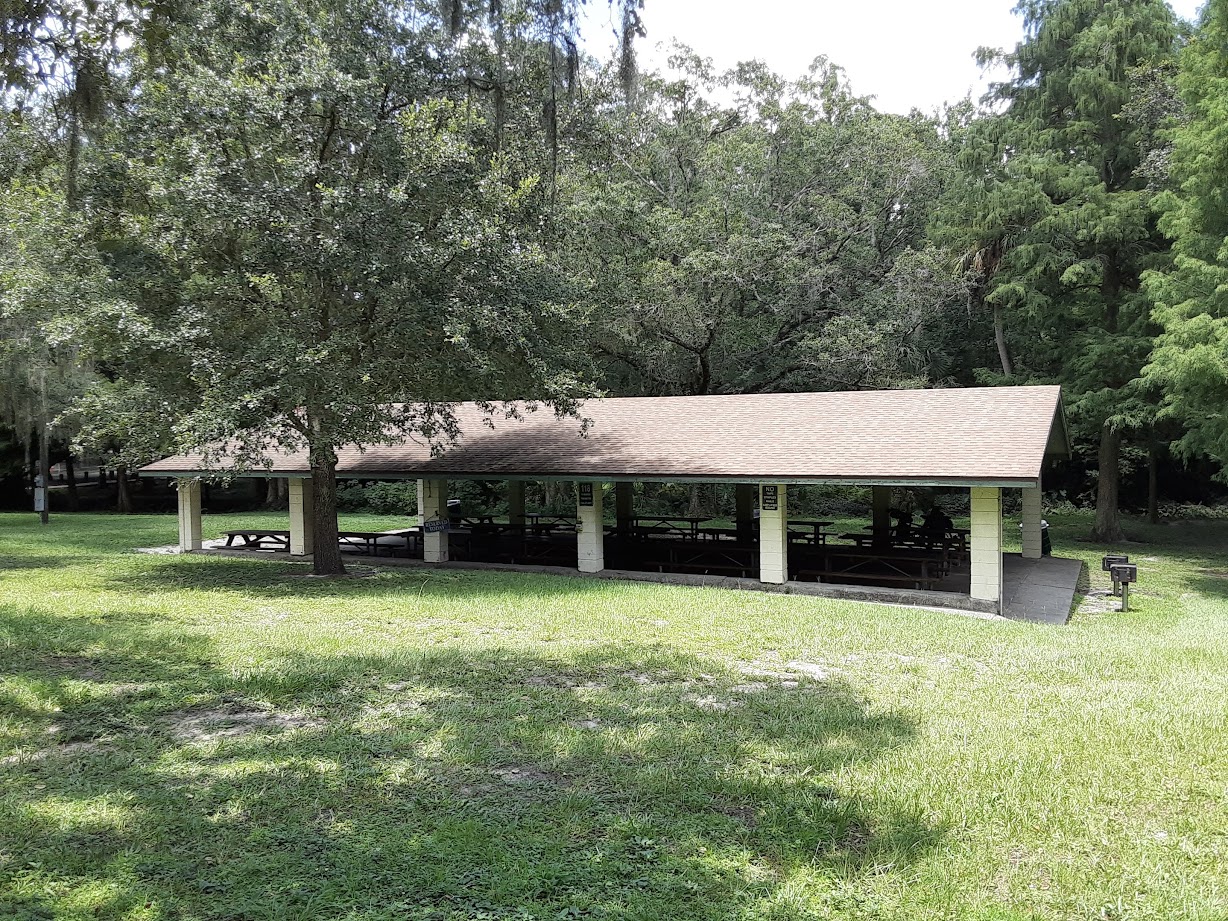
[1002,554,1085,625]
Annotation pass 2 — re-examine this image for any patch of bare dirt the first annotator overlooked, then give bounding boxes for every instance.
[1077,589,1122,615]
[490,764,569,788]
[43,655,105,680]
[686,694,743,713]
[713,803,759,828]
[522,674,607,691]
[162,702,322,743]
[733,658,831,688]
[1,739,108,766]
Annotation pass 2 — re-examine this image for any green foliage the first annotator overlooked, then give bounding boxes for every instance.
[1145,0,1228,475]
[336,479,419,515]
[565,54,967,396]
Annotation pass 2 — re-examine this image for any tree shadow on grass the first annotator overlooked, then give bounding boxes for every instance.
[110,553,625,604]
[0,606,944,921]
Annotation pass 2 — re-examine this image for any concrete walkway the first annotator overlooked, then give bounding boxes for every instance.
[1002,554,1084,625]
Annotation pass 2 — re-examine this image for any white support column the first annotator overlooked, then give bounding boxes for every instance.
[970,486,1003,609]
[420,478,449,563]
[1021,485,1043,560]
[507,481,526,526]
[288,477,314,557]
[577,482,605,573]
[758,483,788,584]
[176,478,202,552]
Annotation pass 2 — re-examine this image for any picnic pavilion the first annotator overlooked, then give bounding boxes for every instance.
[142,385,1077,621]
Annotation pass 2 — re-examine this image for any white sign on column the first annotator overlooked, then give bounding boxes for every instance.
[421,478,450,563]
[759,484,788,584]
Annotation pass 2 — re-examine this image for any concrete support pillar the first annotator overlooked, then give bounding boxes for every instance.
[1021,485,1043,560]
[577,482,605,573]
[508,480,526,526]
[614,482,634,535]
[758,483,788,584]
[872,486,892,545]
[735,484,755,545]
[419,478,449,563]
[970,486,1003,609]
[176,478,202,552]
[288,477,314,557]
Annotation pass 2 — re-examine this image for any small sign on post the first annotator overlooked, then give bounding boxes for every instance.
[578,483,594,508]
[33,488,46,513]
[424,518,451,533]
[761,485,779,512]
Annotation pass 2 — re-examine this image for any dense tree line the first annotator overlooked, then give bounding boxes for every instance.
[2,0,1227,571]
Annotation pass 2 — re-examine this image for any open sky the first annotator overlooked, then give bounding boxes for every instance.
[580,0,1206,114]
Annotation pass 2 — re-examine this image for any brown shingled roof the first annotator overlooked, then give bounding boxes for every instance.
[140,385,1066,486]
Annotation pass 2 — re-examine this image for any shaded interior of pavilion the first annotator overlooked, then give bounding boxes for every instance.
[295,479,985,595]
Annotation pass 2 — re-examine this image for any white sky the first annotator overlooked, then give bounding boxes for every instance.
[581,0,1206,115]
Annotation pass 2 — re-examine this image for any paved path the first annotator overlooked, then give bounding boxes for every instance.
[1002,554,1084,624]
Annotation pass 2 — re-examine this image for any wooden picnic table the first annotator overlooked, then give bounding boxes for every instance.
[847,527,968,558]
[788,519,834,544]
[797,545,948,590]
[337,528,419,557]
[224,529,291,551]
[525,512,578,533]
[633,516,712,540]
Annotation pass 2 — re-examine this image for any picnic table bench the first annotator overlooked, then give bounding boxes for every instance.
[797,545,948,590]
[337,529,419,557]
[633,516,712,540]
[224,529,291,551]
[788,520,833,545]
[525,513,578,533]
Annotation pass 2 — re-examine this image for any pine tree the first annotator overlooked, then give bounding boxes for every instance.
[939,0,1178,540]
[1145,0,1228,473]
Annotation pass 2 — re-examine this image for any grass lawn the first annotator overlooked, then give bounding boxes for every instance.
[1,510,1227,921]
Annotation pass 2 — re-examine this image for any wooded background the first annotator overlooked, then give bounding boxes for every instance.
[3,0,1227,570]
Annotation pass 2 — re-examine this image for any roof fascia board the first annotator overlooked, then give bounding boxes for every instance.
[140,469,1039,488]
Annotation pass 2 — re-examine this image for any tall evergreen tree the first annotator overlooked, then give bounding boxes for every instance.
[937,0,1178,540]
[1145,0,1228,474]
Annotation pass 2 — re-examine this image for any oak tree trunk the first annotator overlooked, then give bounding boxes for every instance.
[310,451,345,576]
[1090,425,1125,542]
[116,464,133,514]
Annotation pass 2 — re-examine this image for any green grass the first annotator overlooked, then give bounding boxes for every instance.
[1,510,1226,921]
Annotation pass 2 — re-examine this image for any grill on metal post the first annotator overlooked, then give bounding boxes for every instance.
[1102,554,1129,596]
[1110,563,1138,612]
